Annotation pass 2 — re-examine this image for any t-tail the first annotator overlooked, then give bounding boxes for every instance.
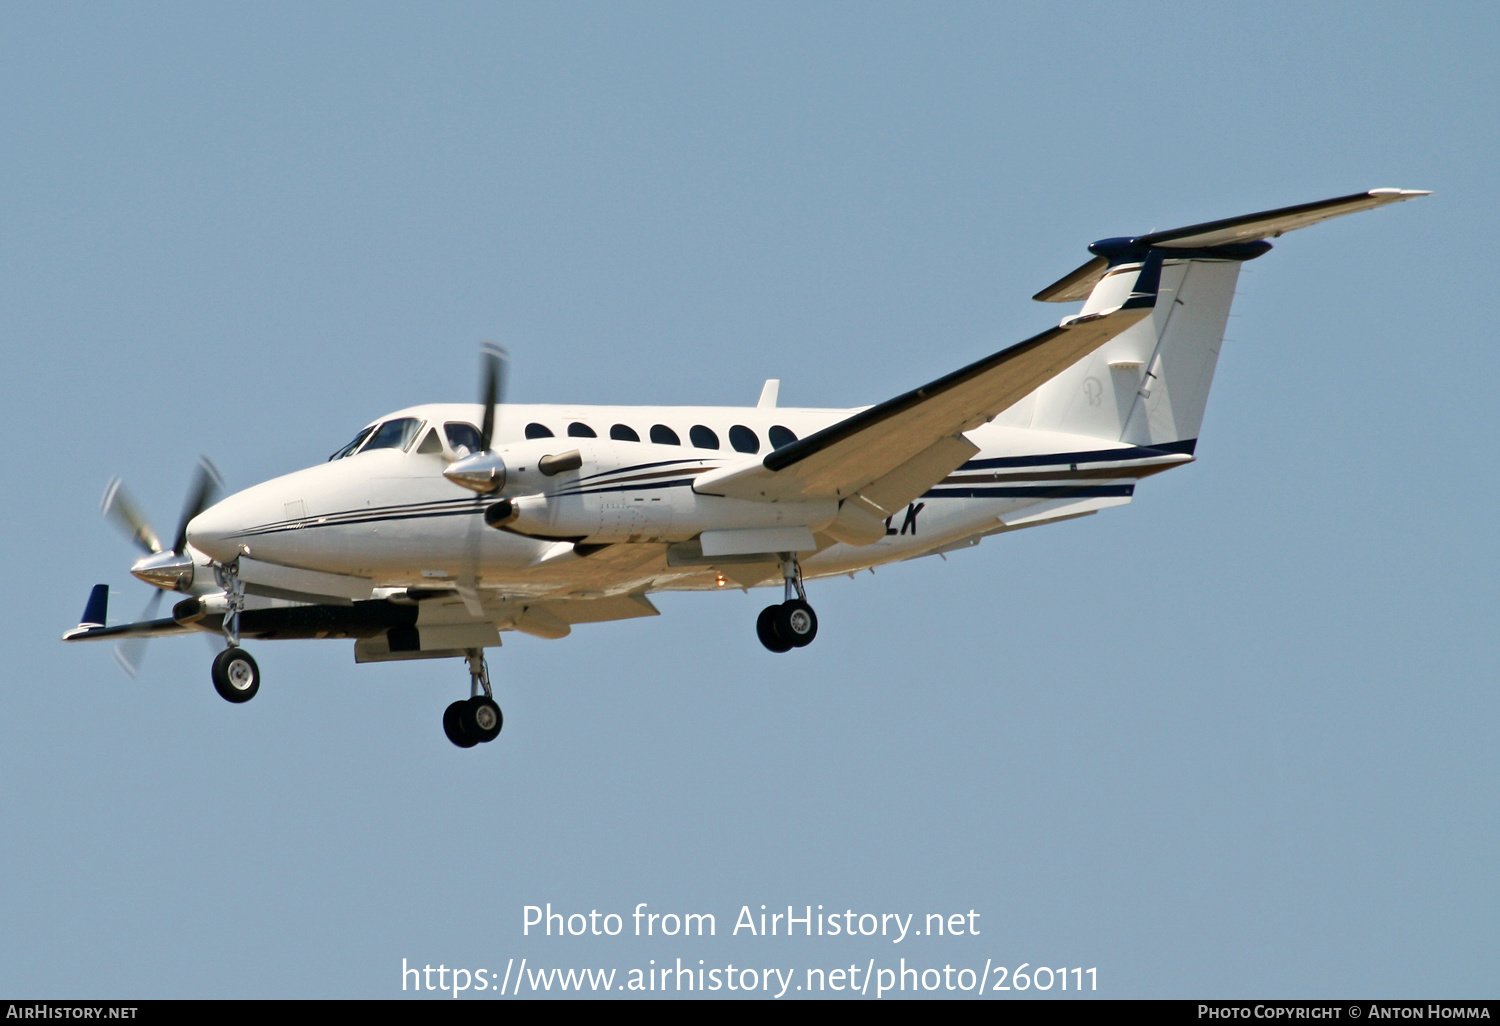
[1023,189,1429,450]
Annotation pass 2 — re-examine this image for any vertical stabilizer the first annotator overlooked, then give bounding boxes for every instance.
[1019,189,1429,447]
[1026,253,1243,446]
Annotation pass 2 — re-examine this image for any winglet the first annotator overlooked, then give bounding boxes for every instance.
[757,379,780,409]
[63,584,109,640]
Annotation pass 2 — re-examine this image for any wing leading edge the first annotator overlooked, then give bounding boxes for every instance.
[692,297,1156,510]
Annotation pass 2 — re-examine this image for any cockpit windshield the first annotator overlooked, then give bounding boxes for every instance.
[361,418,424,453]
[329,425,374,461]
[328,417,424,461]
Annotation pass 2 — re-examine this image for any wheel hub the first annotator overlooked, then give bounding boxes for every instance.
[227,660,254,689]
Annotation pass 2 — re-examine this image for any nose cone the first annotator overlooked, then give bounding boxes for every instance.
[130,550,196,591]
[185,497,245,563]
[443,451,506,494]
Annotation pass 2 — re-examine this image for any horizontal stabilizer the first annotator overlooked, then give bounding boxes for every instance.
[1034,188,1430,302]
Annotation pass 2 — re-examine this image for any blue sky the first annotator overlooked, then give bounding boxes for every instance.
[1,2,1495,998]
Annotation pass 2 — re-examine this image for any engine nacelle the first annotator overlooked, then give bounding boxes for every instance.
[487,488,839,545]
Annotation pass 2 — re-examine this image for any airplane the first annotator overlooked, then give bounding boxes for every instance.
[65,188,1428,748]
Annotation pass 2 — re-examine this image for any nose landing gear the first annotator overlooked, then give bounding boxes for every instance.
[443,649,503,748]
[757,554,819,652]
[211,647,260,702]
[210,559,262,703]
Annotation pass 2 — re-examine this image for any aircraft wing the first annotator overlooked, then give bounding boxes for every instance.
[63,617,199,641]
[692,303,1153,511]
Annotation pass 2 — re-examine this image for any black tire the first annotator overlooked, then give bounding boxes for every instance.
[463,696,503,743]
[776,600,818,647]
[211,647,260,703]
[443,700,479,748]
[757,605,792,653]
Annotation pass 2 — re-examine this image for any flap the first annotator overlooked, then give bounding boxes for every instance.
[534,592,660,625]
[693,303,1152,503]
[859,435,980,516]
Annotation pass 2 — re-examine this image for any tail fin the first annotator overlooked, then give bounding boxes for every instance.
[1024,189,1429,447]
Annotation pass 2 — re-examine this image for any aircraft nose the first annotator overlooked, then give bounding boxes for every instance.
[185,497,246,563]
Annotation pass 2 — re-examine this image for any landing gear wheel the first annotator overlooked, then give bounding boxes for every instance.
[443,700,479,748]
[776,599,818,647]
[757,605,793,653]
[463,696,503,743]
[211,647,260,703]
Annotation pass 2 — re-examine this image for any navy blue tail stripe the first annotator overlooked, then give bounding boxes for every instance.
[959,439,1195,470]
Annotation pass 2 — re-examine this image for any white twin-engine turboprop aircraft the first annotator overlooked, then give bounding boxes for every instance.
[67,189,1427,748]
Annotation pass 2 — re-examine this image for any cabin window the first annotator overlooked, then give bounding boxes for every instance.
[689,425,720,450]
[610,424,640,442]
[361,417,424,453]
[650,424,680,445]
[329,425,374,461]
[728,425,759,453]
[568,422,597,438]
[416,428,443,455]
[768,425,798,450]
[444,422,483,456]
[525,423,554,439]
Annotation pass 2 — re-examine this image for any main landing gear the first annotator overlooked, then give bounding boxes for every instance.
[210,558,262,703]
[757,554,818,653]
[443,648,503,749]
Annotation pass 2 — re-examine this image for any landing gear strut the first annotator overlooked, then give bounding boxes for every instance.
[756,554,818,652]
[443,648,503,748]
[210,558,261,703]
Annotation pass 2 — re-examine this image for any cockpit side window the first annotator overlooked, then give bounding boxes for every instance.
[444,422,483,457]
[361,417,424,453]
[416,428,443,455]
[329,425,375,461]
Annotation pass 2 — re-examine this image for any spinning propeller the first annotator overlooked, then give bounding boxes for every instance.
[437,343,513,616]
[443,342,510,494]
[99,457,223,676]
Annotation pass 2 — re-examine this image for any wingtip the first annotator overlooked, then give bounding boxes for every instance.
[1369,188,1433,199]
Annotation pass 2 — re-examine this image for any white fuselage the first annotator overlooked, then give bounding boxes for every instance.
[184,401,1186,601]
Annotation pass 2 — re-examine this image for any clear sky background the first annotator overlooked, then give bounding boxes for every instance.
[1,1,1495,1000]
